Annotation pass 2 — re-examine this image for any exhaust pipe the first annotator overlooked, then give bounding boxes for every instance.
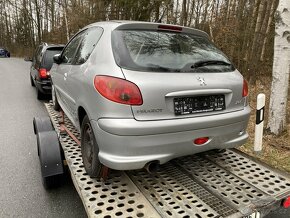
[144,161,160,174]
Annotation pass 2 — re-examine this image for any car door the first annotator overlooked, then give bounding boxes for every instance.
[66,27,104,123]
[52,31,86,124]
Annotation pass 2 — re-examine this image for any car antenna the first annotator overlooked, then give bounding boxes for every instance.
[156,8,167,23]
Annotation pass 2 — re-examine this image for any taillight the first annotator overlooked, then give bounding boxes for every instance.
[283,196,290,208]
[193,137,209,145]
[242,79,248,97]
[94,75,143,105]
[158,25,182,32]
[38,68,48,79]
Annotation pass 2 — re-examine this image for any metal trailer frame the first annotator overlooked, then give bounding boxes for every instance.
[39,103,290,218]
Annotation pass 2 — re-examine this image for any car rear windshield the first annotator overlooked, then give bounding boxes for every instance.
[42,48,63,70]
[112,30,235,72]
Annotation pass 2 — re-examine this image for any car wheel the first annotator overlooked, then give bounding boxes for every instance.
[36,87,44,100]
[30,76,35,87]
[52,85,60,111]
[81,115,102,178]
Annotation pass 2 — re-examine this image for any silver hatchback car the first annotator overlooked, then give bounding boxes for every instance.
[51,21,250,177]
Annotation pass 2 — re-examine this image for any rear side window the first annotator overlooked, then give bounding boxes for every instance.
[62,31,85,64]
[112,30,234,72]
[42,48,63,70]
[74,27,103,65]
[35,46,43,66]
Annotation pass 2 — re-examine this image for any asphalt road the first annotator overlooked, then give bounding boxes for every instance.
[0,58,86,218]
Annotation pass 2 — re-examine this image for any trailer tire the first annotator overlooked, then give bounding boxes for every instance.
[37,131,64,189]
[81,115,102,178]
[42,174,63,189]
[33,116,54,135]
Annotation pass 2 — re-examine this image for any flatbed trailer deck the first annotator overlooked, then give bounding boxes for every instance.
[44,103,290,218]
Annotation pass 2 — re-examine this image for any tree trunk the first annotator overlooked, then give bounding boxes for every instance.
[62,0,69,41]
[34,0,42,43]
[202,0,209,25]
[51,0,55,30]
[180,0,187,26]
[174,0,179,24]
[187,0,195,27]
[250,0,266,67]
[267,0,290,135]
[260,0,278,61]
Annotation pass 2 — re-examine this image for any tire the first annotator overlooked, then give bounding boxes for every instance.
[30,76,35,87]
[81,115,102,178]
[42,174,63,189]
[52,85,60,111]
[33,116,54,135]
[36,87,44,100]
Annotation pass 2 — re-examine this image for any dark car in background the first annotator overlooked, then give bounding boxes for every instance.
[0,48,10,57]
[27,43,64,99]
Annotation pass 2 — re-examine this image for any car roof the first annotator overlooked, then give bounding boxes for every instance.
[85,20,209,38]
[39,42,65,48]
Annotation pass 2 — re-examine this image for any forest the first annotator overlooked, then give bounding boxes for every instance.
[0,0,279,80]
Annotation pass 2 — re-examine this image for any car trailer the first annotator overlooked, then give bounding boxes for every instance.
[33,102,290,218]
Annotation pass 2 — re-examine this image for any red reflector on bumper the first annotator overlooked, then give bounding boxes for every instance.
[194,137,209,145]
[283,196,290,208]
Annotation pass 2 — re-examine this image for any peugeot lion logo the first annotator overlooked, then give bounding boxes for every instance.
[197,77,206,86]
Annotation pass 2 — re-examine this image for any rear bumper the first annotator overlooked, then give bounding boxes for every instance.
[35,79,51,94]
[98,106,251,136]
[91,107,250,170]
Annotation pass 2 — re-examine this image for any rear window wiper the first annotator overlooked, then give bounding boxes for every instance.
[191,60,232,69]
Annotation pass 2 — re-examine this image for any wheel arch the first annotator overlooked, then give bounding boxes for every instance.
[78,106,87,128]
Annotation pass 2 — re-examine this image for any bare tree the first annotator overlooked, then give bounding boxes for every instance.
[267,0,290,135]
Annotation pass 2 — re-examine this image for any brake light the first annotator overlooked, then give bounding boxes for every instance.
[38,68,48,79]
[158,25,182,32]
[94,76,143,105]
[283,196,290,208]
[194,137,209,145]
[242,79,248,97]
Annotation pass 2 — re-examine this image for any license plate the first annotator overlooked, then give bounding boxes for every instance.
[174,95,225,115]
[243,211,261,218]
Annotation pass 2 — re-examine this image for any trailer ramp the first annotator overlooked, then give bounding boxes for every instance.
[45,103,290,218]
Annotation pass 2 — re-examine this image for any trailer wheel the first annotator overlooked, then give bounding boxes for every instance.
[52,85,60,111]
[33,116,54,135]
[42,174,63,189]
[37,131,64,189]
[81,115,102,178]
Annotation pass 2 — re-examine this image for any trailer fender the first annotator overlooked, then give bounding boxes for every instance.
[37,130,64,178]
